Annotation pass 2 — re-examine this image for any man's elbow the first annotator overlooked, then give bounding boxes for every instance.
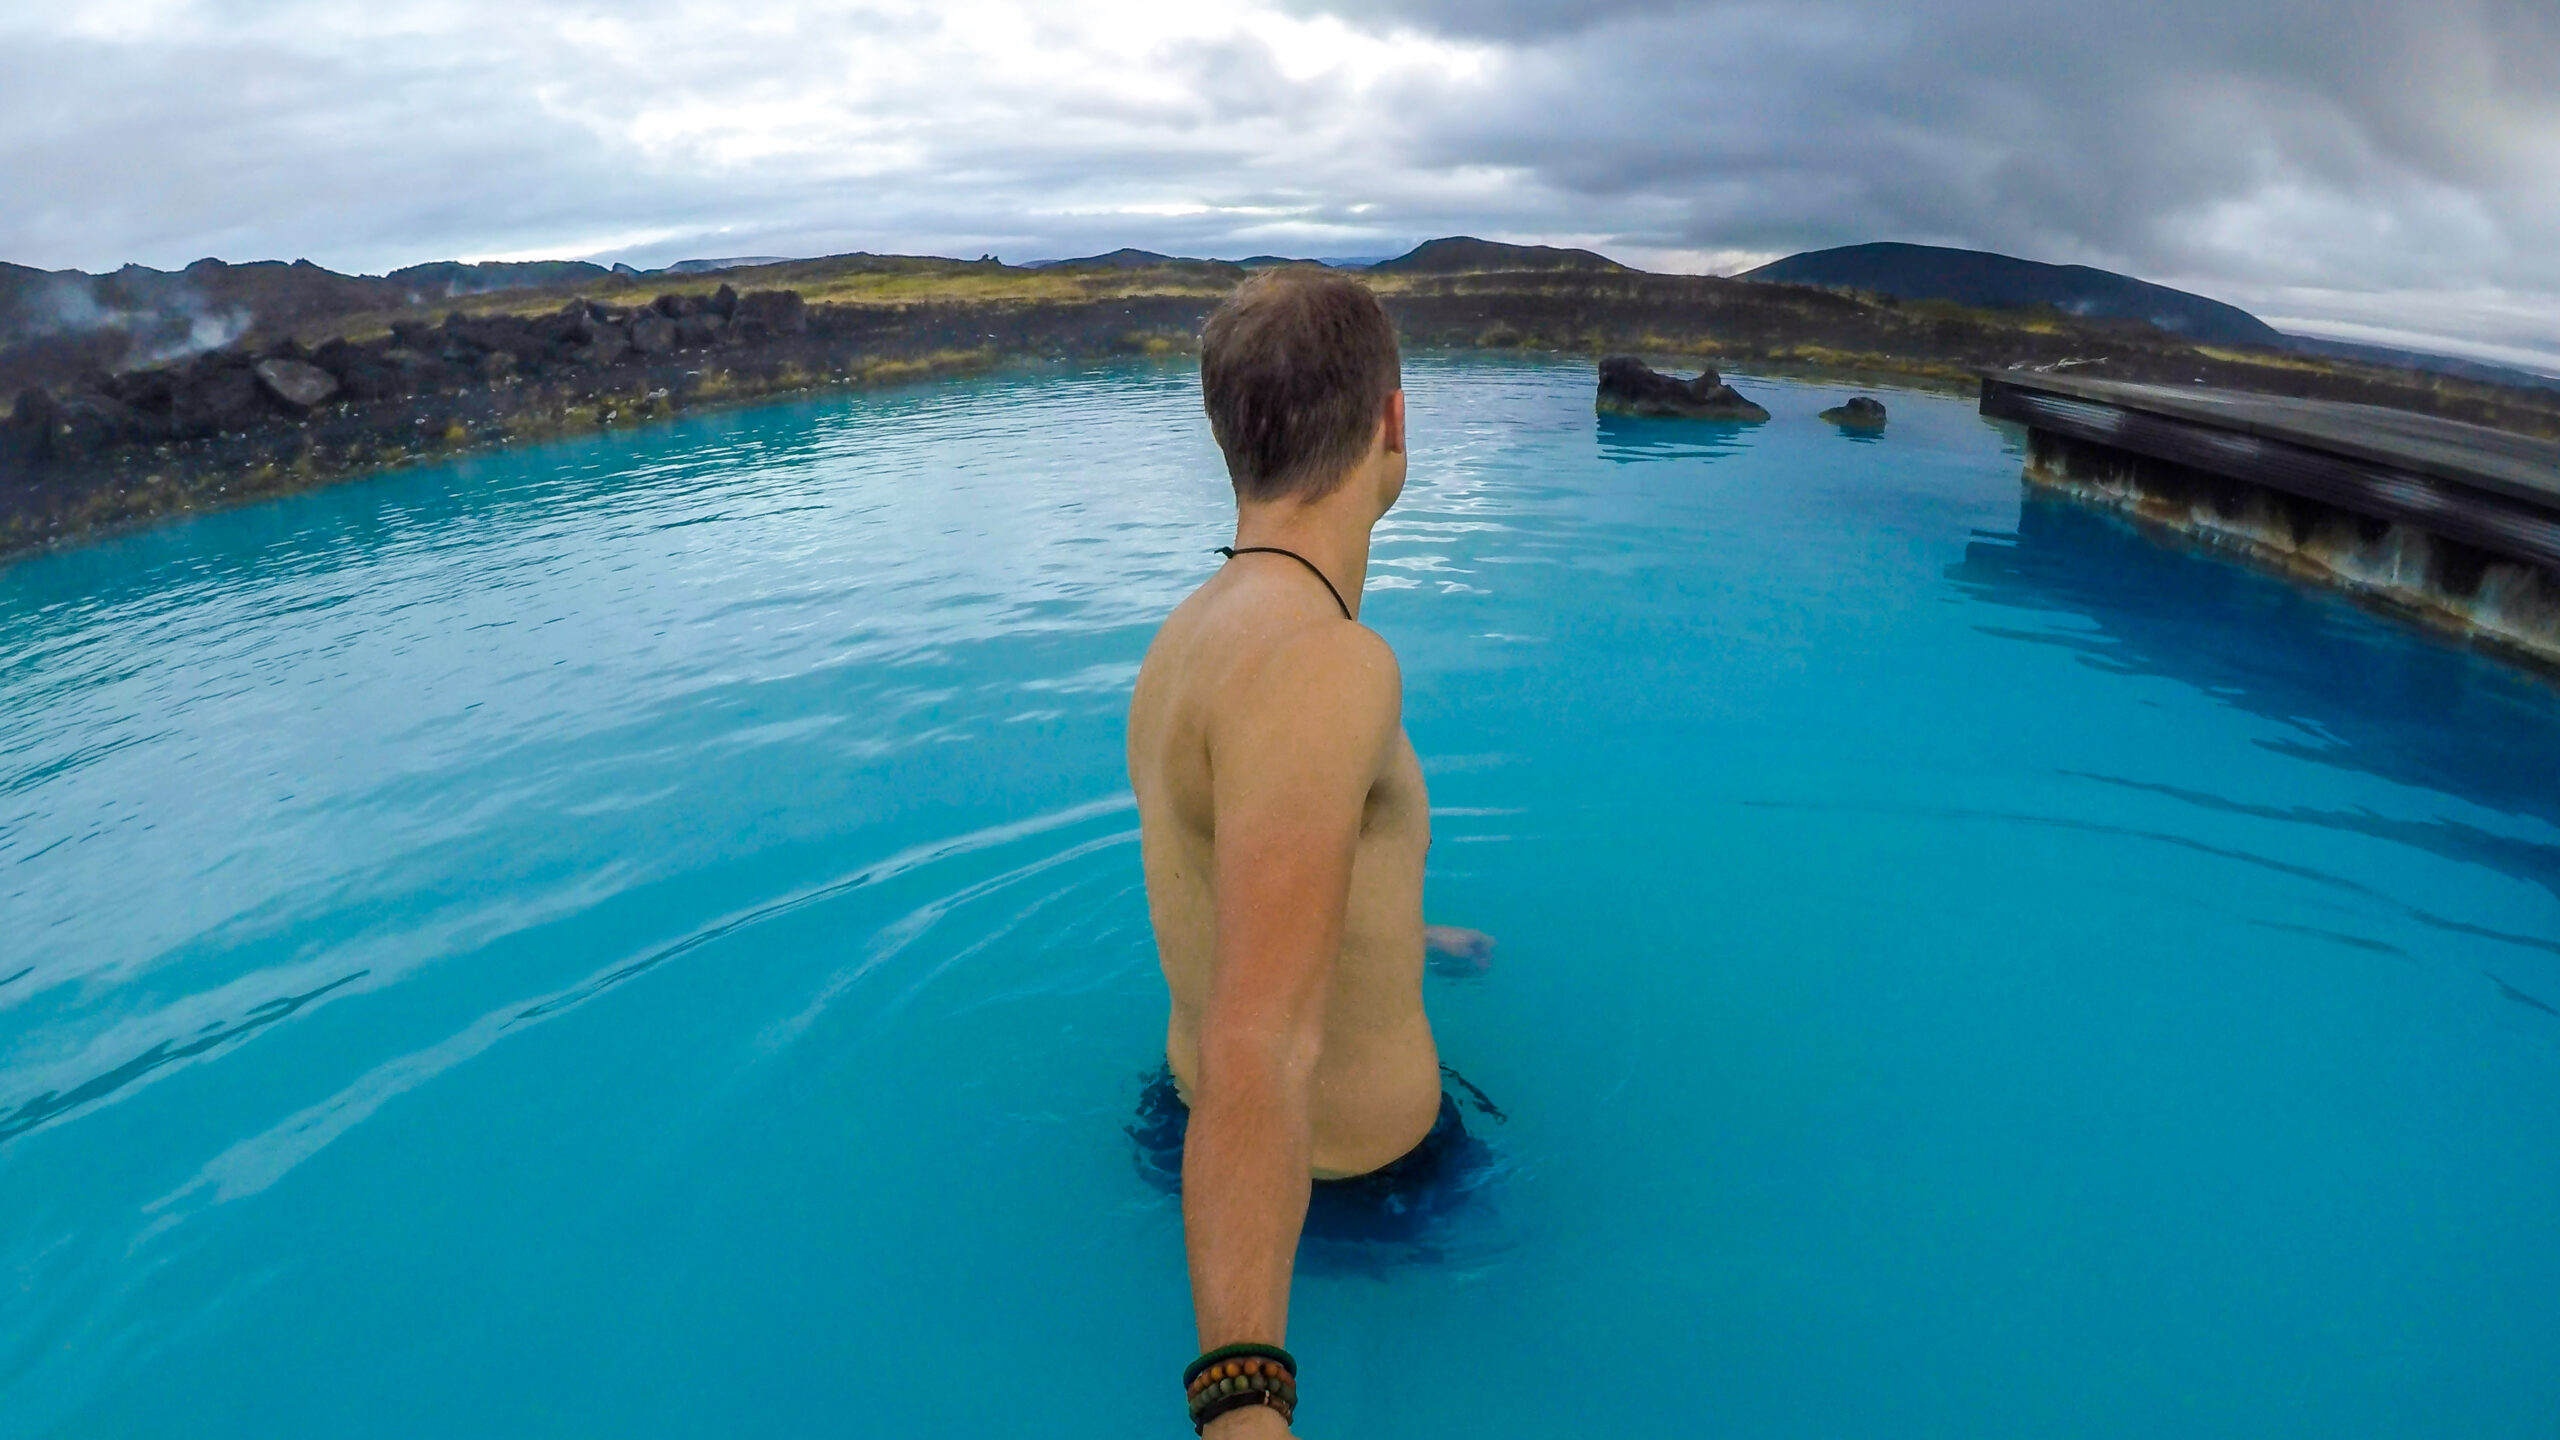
[1194,1020,1321,1110]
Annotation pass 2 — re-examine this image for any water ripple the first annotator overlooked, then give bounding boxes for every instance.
[0,972,367,1145]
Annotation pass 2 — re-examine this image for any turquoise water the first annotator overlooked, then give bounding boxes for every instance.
[4,359,2557,1437]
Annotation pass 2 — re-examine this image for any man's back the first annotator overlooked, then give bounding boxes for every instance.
[1127,556,1442,1178]
[1134,266,1429,1437]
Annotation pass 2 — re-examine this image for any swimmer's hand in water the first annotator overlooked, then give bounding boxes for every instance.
[1424,924,1495,975]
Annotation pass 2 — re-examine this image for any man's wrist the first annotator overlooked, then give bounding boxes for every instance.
[1186,1342,1296,1433]
[1202,1401,1291,1437]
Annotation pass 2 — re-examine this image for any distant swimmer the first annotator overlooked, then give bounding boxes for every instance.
[1126,269,1497,1437]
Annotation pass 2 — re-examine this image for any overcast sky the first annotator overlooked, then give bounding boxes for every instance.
[5,0,2556,368]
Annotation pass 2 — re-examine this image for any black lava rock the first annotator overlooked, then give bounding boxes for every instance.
[629,315,679,355]
[1818,395,1888,430]
[170,356,268,437]
[733,290,807,340]
[573,330,631,368]
[1594,355,1770,421]
[255,357,341,411]
[106,367,176,418]
[674,313,730,349]
[319,339,408,402]
[3,387,59,464]
[56,392,149,456]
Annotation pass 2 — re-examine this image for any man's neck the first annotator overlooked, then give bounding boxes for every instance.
[1230,492,1376,622]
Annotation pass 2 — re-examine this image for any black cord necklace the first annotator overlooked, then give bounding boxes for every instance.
[1216,545,1353,620]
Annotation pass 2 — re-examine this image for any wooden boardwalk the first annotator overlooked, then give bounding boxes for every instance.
[1980,371,2560,571]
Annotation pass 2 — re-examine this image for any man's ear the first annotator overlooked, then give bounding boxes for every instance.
[1383,390,1406,456]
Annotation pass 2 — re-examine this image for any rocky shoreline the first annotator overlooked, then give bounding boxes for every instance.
[5,284,808,459]
[0,287,1221,557]
[6,244,2560,563]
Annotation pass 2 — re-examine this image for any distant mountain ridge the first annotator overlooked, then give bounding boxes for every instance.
[6,237,2539,406]
[1368,236,1628,275]
[1743,242,2283,348]
[389,259,616,297]
[2278,333,2558,392]
[656,257,794,275]
[1028,248,1187,270]
[1029,238,1626,274]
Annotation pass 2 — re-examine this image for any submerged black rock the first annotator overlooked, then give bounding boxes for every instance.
[1819,395,1888,430]
[1594,355,1770,420]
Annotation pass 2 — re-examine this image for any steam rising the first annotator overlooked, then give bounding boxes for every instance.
[6,270,253,370]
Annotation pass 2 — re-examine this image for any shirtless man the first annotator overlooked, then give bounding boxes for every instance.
[1127,269,1475,1437]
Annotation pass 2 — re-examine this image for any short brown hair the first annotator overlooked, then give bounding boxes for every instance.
[1199,269,1401,502]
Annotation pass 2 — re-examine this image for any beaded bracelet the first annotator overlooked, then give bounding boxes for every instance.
[1185,1344,1298,1434]
[1192,1384,1293,1434]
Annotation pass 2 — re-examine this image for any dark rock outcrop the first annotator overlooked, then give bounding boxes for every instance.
[56,393,147,457]
[0,282,1233,558]
[629,315,679,355]
[574,331,631,368]
[255,357,340,411]
[674,313,729,349]
[1819,395,1888,430]
[2,386,57,463]
[560,304,631,367]
[0,384,143,461]
[733,289,806,339]
[1594,356,1770,421]
[170,356,268,437]
[314,338,406,402]
[1,382,165,461]
[1,282,808,504]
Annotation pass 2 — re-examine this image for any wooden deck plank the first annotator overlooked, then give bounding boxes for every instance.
[1980,371,2560,510]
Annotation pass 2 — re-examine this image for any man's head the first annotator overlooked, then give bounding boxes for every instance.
[1200,269,1404,513]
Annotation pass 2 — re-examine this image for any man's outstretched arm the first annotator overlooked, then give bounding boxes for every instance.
[1184,623,1401,1435]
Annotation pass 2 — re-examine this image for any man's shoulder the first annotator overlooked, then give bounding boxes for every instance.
[1278,613,1398,668]
[1141,582,1401,727]
[1255,614,1399,689]
[1212,620,1401,751]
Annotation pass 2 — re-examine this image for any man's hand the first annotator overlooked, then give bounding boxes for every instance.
[1424,924,1495,975]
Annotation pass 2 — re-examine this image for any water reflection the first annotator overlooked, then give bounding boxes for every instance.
[1593,414,1757,465]
[1948,490,2560,902]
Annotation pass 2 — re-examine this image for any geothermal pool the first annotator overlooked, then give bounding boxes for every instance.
[3,359,2556,1438]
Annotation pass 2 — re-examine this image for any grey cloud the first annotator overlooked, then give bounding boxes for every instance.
[0,0,2553,362]
[1287,0,1686,40]
[1316,0,2560,288]
[0,32,671,269]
